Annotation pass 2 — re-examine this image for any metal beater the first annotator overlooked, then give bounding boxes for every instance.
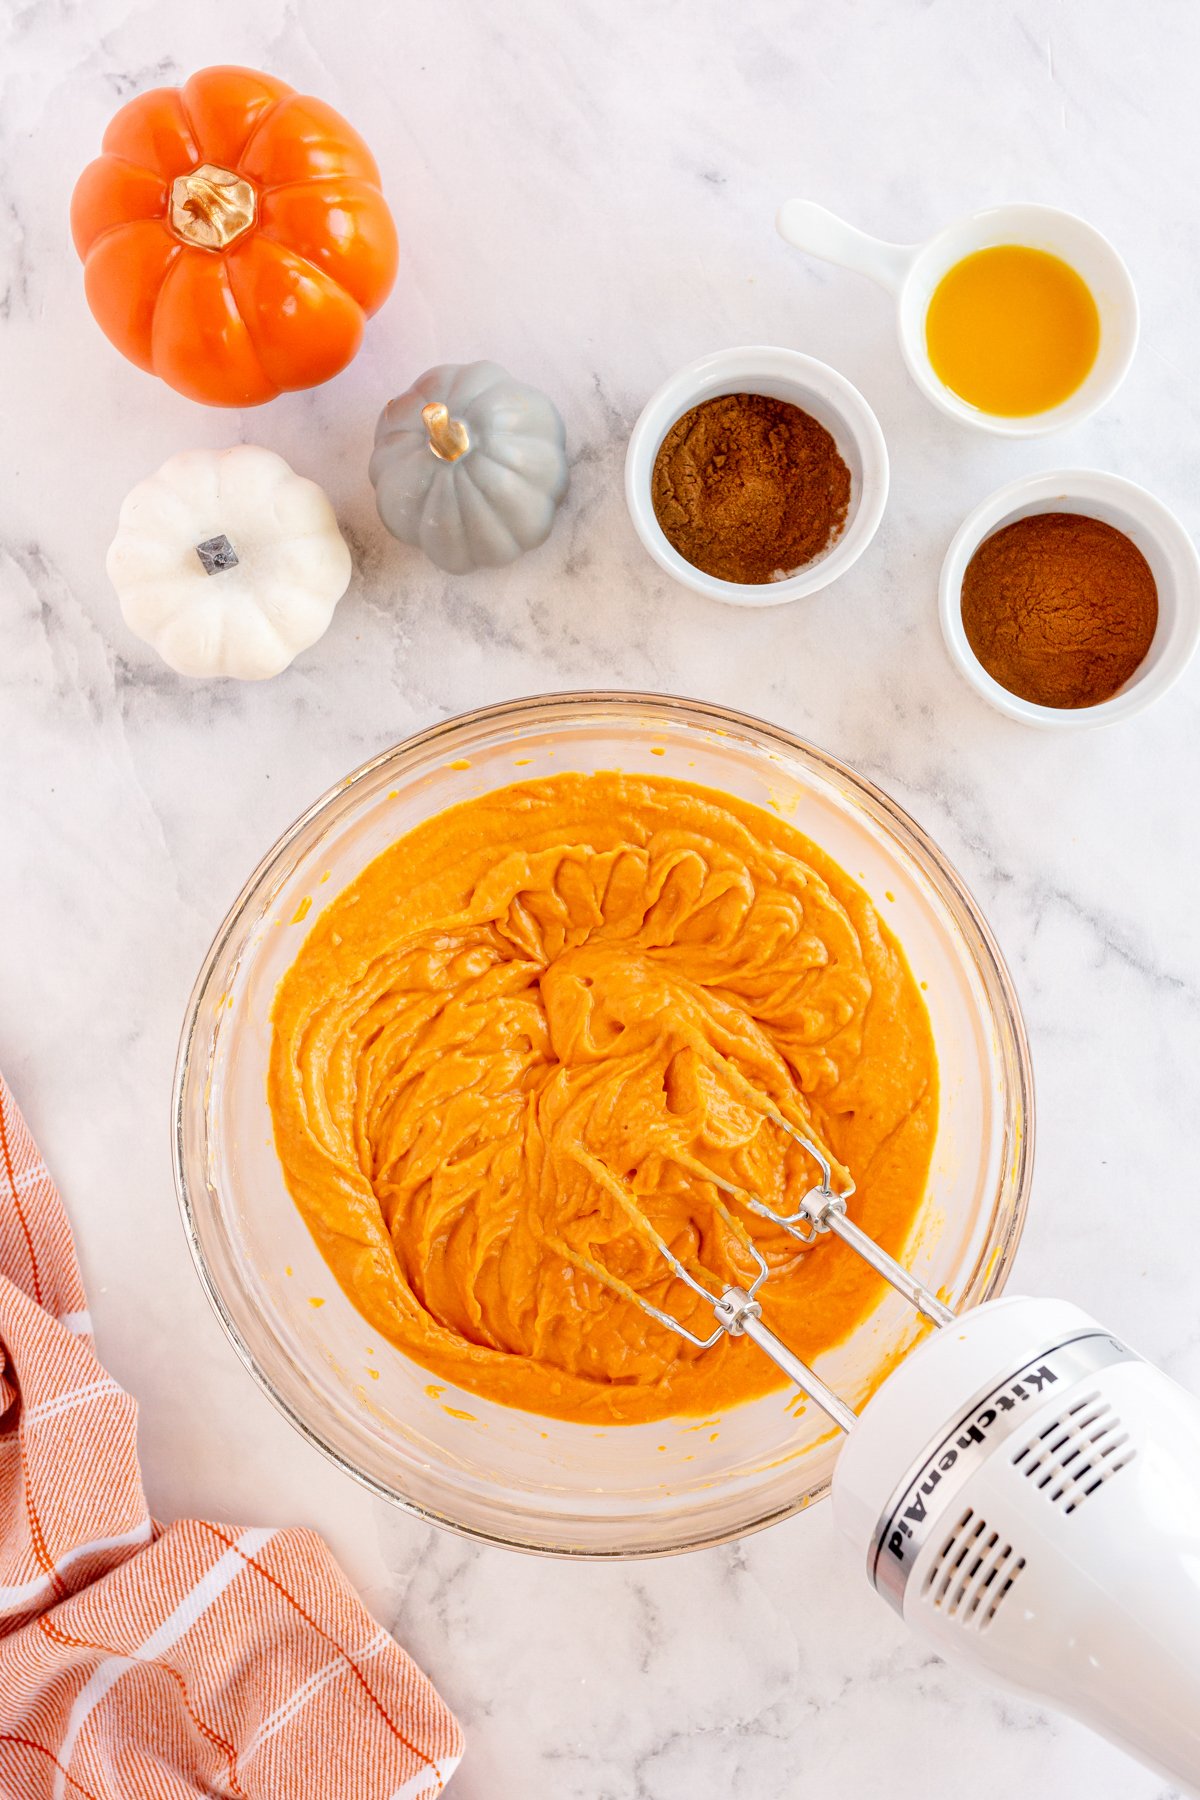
[577,1098,954,1434]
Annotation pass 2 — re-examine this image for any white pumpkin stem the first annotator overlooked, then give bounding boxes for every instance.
[422,402,471,463]
[195,534,240,574]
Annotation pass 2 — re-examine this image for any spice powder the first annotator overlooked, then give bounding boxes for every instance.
[961,512,1158,709]
[651,393,851,584]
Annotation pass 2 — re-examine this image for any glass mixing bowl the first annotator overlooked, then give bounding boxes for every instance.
[174,692,1033,1557]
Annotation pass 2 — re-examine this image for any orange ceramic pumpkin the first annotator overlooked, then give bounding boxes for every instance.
[70,65,399,407]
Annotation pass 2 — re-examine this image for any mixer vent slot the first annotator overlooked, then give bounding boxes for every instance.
[922,1507,1025,1631]
[1011,1390,1135,1514]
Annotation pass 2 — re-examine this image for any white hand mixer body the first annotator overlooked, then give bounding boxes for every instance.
[612,1107,1200,1794]
[830,1293,1200,1794]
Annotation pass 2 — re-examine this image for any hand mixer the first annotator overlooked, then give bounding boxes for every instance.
[597,1099,1200,1794]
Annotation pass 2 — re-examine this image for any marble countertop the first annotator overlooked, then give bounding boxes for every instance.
[4,2,1200,1795]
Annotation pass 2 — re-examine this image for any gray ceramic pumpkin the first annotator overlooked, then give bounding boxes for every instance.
[369,361,568,573]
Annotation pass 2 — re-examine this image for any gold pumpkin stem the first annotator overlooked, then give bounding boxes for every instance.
[422,402,471,462]
[170,163,258,251]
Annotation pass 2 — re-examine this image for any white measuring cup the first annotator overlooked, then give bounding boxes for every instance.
[776,200,1138,438]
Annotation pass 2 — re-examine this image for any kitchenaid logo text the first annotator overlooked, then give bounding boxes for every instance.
[885,1361,1059,1564]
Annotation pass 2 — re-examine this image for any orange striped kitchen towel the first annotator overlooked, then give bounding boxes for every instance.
[0,1073,464,1799]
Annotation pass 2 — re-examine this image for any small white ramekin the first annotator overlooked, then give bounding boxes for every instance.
[777,201,1139,439]
[624,345,889,606]
[939,470,1200,729]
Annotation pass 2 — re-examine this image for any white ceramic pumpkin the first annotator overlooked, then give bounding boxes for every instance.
[369,361,568,573]
[107,447,352,680]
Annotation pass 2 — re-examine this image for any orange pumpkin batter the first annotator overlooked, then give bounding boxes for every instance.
[268,772,937,1424]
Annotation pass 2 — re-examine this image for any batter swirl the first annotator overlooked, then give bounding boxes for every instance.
[268,773,937,1423]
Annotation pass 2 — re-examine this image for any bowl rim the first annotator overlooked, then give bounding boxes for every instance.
[623,345,890,607]
[173,690,1035,1558]
[938,468,1200,729]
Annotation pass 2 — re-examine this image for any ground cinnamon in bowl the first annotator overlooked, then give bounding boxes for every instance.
[960,511,1158,708]
[650,393,851,584]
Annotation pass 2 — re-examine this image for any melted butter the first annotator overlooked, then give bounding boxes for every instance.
[926,244,1099,416]
[269,773,937,1425]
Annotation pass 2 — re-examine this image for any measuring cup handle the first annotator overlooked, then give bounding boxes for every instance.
[776,200,917,295]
